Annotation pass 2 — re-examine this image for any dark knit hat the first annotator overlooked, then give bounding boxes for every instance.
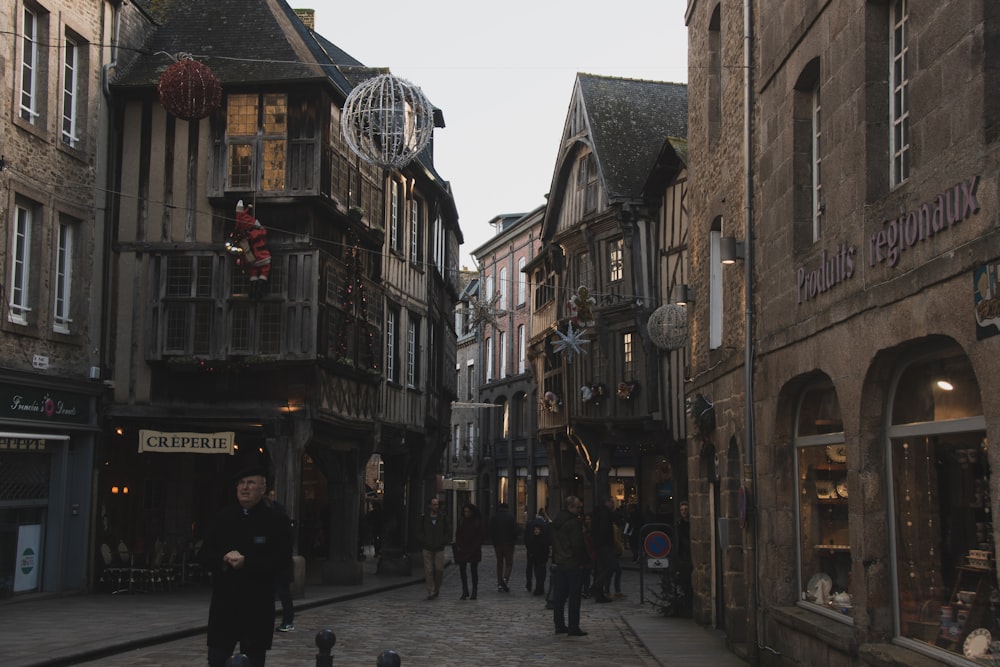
[232,464,268,485]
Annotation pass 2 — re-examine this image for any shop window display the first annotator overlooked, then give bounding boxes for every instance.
[795,383,851,617]
[889,349,994,661]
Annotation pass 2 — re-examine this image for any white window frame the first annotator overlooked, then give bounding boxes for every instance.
[811,86,822,242]
[62,36,80,147]
[386,309,397,382]
[517,324,526,374]
[389,181,400,252]
[9,204,34,325]
[499,330,507,379]
[20,7,40,123]
[406,318,417,388]
[517,257,527,305]
[499,268,508,311]
[485,336,494,383]
[409,199,420,262]
[890,0,910,188]
[609,238,623,282]
[53,220,74,333]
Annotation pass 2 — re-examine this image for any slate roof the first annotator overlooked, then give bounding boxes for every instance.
[576,74,688,201]
[114,0,361,96]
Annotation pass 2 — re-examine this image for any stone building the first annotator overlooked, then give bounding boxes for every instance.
[0,0,113,596]
[472,208,543,525]
[685,0,1000,664]
[101,0,460,586]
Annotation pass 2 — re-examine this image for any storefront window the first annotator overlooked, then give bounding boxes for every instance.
[890,349,992,659]
[795,382,851,618]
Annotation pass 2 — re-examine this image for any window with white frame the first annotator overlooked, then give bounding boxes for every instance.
[386,307,398,382]
[466,422,475,459]
[890,0,910,188]
[389,181,401,253]
[62,35,80,147]
[485,336,494,382]
[9,200,36,325]
[406,315,419,388]
[517,257,526,305]
[53,218,75,333]
[19,7,42,124]
[453,424,460,460]
[226,93,288,191]
[499,330,507,379]
[409,198,423,264]
[517,324,525,374]
[811,85,822,241]
[485,274,495,304]
[609,238,623,282]
[499,268,508,311]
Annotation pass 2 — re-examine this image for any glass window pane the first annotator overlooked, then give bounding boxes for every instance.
[891,354,982,424]
[229,144,254,190]
[227,94,257,136]
[798,443,850,614]
[262,139,286,191]
[797,385,843,436]
[263,94,286,134]
[893,433,992,653]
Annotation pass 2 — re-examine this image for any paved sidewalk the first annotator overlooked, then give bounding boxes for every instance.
[1,550,745,667]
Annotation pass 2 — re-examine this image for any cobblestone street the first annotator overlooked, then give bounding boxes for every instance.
[73,562,660,667]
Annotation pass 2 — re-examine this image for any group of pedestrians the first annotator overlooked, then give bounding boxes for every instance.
[415,494,635,638]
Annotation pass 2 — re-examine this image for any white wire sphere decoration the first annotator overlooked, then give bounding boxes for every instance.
[341,74,435,170]
[646,304,689,351]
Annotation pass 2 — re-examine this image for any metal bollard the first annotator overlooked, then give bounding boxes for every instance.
[315,629,336,667]
[225,654,250,667]
[376,649,401,667]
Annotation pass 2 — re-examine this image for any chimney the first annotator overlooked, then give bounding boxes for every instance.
[294,8,315,30]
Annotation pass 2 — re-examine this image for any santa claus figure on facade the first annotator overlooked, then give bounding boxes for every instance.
[226,200,271,299]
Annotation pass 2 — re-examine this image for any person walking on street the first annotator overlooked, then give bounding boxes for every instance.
[453,503,485,600]
[551,495,588,637]
[489,502,518,592]
[203,466,292,667]
[589,497,616,603]
[415,497,450,599]
[524,510,551,595]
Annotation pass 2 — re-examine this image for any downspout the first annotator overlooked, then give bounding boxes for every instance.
[743,0,761,663]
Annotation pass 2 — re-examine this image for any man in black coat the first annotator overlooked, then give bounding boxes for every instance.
[204,466,292,667]
[489,502,518,592]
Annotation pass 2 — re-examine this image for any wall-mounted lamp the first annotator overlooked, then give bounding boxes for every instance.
[671,284,695,305]
[720,237,745,265]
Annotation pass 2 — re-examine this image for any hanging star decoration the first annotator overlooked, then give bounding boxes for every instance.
[468,292,506,331]
[551,321,589,360]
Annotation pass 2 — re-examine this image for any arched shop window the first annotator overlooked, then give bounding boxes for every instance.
[794,380,850,620]
[889,345,990,660]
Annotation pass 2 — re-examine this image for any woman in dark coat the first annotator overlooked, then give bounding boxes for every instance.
[452,503,485,600]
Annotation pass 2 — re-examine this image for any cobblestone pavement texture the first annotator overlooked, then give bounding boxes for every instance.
[3,547,745,667]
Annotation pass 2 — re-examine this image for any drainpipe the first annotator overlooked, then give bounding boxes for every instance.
[743,0,762,663]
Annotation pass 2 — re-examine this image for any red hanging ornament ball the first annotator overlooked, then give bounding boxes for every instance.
[157,57,222,121]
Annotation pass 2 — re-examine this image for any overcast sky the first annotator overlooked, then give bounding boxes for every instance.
[311,0,689,269]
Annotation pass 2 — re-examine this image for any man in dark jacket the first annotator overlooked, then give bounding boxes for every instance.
[416,497,450,599]
[551,496,588,636]
[204,466,292,667]
[489,502,518,592]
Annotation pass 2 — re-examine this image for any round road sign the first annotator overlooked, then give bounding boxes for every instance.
[644,530,672,559]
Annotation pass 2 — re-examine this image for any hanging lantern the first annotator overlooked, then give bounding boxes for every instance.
[342,74,435,169]
[157,56,222,121]
[646,304,688,351]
